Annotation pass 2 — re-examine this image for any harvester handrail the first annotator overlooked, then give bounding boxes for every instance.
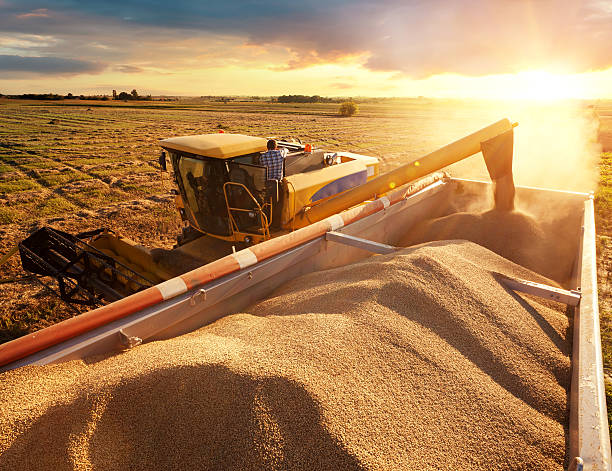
[223,181,271,240]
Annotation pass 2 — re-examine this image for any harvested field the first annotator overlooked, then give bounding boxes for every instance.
[0,241,570,470]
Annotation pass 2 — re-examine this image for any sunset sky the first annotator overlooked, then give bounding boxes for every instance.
[1,0,611,98]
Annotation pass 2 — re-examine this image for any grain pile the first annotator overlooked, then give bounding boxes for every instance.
[399,208,576,285]
[0,241,570,470]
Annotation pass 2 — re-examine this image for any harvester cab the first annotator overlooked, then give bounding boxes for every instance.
[160,133,380,246]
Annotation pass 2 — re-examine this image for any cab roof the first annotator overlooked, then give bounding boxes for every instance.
[160,133,268,159]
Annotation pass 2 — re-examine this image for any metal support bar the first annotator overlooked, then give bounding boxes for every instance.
[189,288,207,306]
[495,272,581,306]
[118,329,142,349]
[325,231,397,255]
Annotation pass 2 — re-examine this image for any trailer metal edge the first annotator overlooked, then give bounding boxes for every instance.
[569,196,612,470]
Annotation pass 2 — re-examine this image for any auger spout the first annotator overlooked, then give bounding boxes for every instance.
[291,118,518,228]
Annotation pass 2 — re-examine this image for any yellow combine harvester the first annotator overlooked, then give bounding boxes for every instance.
[16,133,382,304]
[15,119,515,306]
[159,132,380,245]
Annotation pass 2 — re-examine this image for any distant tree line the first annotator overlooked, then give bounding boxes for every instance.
[114,89,152,101]
[276,95,341,103]
[0,89,152,101]
[0,93,110,100]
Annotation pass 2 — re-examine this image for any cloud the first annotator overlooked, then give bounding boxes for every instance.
[0,54,105,75]
[331,82,355,89]
[16,8,48,18]
[242,0,612,77]
[115,64,143,73]
[0,0,610,79]
[0,3,287,72]
[0,34,58,55]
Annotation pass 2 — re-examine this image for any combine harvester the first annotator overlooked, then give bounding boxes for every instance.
[0,119,609,469]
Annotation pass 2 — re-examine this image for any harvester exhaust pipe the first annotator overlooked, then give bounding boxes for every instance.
[291,118,518,229]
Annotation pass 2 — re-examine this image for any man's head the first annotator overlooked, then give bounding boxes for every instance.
[267,139,277,151]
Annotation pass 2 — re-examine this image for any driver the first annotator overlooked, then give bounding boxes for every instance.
[259,139,288,181]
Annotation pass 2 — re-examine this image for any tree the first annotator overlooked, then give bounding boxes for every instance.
[339,101,358,117]
[131,89,139,98]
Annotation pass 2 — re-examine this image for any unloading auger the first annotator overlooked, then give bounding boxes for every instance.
[291,118,517,228]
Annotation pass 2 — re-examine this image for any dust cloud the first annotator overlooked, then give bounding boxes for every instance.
[512,102,601,192]
[447,100,601,193]
[402,101,595,283]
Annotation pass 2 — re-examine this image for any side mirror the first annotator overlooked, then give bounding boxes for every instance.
[159,151,167,171]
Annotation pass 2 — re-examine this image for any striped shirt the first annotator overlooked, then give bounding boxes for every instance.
[259,148,288,180]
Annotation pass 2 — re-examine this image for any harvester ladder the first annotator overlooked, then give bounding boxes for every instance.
[223,182,271,241]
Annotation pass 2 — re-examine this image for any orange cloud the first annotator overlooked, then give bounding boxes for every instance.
[330,82,355,89]
[17,8,49,19]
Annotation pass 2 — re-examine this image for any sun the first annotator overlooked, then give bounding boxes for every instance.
[505,70,584,101]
